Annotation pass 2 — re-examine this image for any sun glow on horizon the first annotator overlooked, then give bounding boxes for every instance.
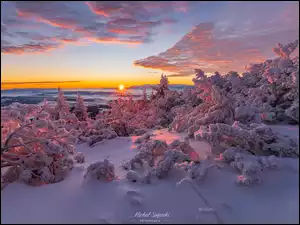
[118,84,125,91]
[0,77,194,90]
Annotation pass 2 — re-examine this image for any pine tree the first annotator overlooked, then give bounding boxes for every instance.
[74,93,88,121]
[152,74,169,98]
[55,87,70,119]
[143,87,148,102]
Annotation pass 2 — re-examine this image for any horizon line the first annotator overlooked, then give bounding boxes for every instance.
[1,83,193,91]
[1,81,82,85]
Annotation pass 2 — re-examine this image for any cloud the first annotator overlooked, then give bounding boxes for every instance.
[1,81,81,84]
[134,2,299,76]
[1,1,186,54]
[86,1,186,19]
[1,42,62,54]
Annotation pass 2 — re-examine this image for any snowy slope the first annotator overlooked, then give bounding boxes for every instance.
[1,127,299,224]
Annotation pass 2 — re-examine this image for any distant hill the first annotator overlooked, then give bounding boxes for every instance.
[129,84,193,89]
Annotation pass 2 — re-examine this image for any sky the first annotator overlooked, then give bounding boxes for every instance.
[1,1,299,89]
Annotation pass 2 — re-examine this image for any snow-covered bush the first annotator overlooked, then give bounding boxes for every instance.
[219,147,244,162]
[74,152,85,163]
[194,122,298,157]
[71,117,118,146]
[124,148,189,182]
[101,97,157,136]
[124,137,204,182]
[170,40,299,136]
[152,149,188,179]
[1,102,79,188]
[285,99,299,122]
[84,159,115,181]
[123,139,169,170]
[218,148,281,186]
[122,149,152,170]
[97,74,192,136]
[168,139,200,161]
[176,160,220,186]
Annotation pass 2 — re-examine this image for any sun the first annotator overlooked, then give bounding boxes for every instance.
[118,84,125,91]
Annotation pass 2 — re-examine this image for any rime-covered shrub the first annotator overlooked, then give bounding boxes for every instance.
[124,137,200,182]
[194,122,298,157]
[1,102,80,188]
[123,139,169,171]
[168,139,200,161]
[74,152,85,163]
[218,149,281,185]
[170,40,299,135]
[220,148,279,185]
[101,96,158,136]
[186,162,218,181]
[152,149,188,179]
[285,99,299,122]
[176,158,221,186]
[84,159,115,181]
[219,147,244,162]
[122,150,151,170]
[97,74,194,136]
[74,119,118,146]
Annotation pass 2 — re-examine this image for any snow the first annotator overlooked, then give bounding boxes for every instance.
[268,125,299,145]
[1,127,299,224]
[143,129,211,160]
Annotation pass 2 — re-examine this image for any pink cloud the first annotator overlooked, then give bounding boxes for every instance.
[1,42,62,55]
[37,17,77,29]
[2,1,180,54]
[85,1,109,17]
[134,18,298,76]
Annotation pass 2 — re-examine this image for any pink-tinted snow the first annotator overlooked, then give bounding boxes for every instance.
[1,127,299,223]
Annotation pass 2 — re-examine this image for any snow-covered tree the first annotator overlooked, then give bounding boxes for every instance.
[152,74,169,98]
[273,40,299,58]
[55,87,70,119]
[143,87,148,102]
[73,93,88,121]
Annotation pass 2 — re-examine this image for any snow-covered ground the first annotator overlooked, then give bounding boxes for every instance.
[1,126,299,224]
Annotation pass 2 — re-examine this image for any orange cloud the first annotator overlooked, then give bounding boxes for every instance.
[107,28,140,35]
[134,21,298,76]
[37,18,74,29]
[87,37,142,45]
[85,2,109,17]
